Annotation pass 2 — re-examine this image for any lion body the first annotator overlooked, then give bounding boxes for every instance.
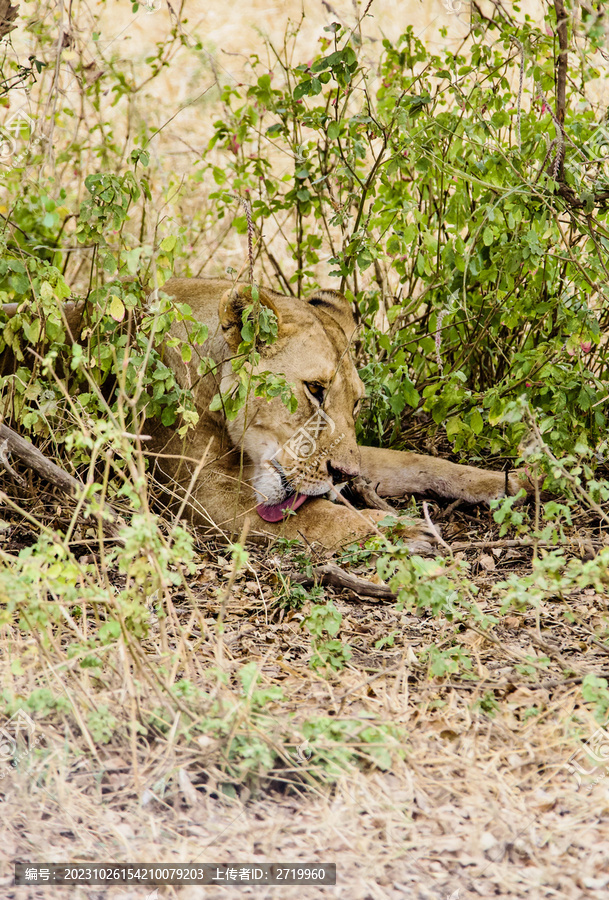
[148,278,522,550]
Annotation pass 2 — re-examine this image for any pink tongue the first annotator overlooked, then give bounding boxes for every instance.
[257,493,308,523]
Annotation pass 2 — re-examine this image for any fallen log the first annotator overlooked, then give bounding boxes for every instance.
[0,421,122,537]
[0,423,84,495]
[290,563,396,601]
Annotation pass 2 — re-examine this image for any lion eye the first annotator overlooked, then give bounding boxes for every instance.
[305,382,326,404]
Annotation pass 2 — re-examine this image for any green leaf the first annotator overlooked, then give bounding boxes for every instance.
[403,380,420,408]
[470,409,484,434]
[23,318,41,343]
[10,273,29,294]
[108,295,125,322]
[488,399,505,426]
[212,166,226,185]
[446,416,462,439]
[294,80,311,100]
[160,235,177,253]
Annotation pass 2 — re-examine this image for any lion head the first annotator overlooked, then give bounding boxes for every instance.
[216,283,365,521]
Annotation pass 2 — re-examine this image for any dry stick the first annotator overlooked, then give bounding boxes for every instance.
[553,0,568,180]
[347,475,394,513]
[217,517,251,629]
[291,563,396,601]
[231,194,255,287]
[460,618,571,678]
[557,578,609,659]
[117,638,141,793]
[536,81,564,179]
[436,498,461,521]
[444,676,583,691]
[293,532,601,602]
[527,630,586,675]
[0,0,18,40]
[0,422,122,538]
[0,491,62,540]
[0,422,87,495]
[1,299,84,323]
[0,436,24,484]
[509,35,525,151]
[293,488,443,599]
[449,537,603,552]
[266,248,295,296]
[328,485,385,540]
[422,500,451,553]
[434,309,447,375]
[171,436,213,530]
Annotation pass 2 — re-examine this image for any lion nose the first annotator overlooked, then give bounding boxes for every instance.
[327,459,360,481]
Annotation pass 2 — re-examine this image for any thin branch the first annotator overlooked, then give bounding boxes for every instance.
[553,0,569,179]
[290,563,396,601]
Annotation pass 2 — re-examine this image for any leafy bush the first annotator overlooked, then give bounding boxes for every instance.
[200,5,609,467]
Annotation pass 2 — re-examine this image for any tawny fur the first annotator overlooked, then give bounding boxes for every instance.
[148,279,525,551]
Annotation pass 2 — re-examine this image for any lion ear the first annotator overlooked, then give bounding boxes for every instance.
[306,289,356,337]
[218,284,282,351]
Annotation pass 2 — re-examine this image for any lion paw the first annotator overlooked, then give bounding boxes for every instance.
[377,513,441,556]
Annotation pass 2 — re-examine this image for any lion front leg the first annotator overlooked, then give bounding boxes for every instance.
[249,498,438,554]
[358,446,528,504]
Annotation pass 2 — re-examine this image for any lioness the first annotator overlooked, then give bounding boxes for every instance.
[148,279,525,551]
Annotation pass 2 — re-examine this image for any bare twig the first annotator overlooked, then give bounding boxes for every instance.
[449,536,603,552]
[434,309,447,375]
[0,422,86,496]
[291,563,396,601]
[422,501,451,553]
[553,0,568,178]
[232,194,255,287]
[328,485,385,539]
[509,35,524,150]
[217,518,251,634]
[436,498,461,521]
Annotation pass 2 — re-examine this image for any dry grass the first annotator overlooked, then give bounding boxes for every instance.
[1,486,609,899]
